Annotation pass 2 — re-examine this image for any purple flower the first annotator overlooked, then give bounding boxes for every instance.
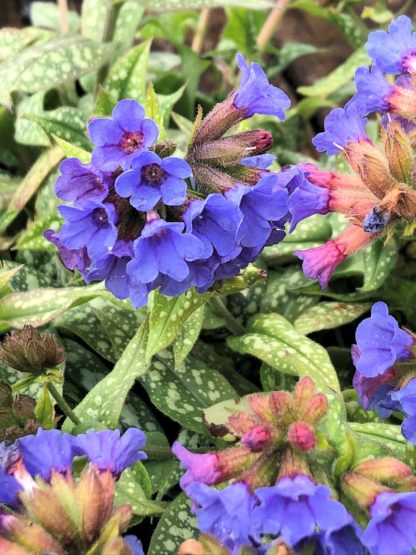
[241,153,276,169]
[55,158,109,205]
[354,65,394,115]
[172,441,222,490]
[127,219,206,286]
[17,429,75,481]
[213,245,262,281]
[362,490,416,555]
[87,241,133,300]
[115,151,191,211]
[58,200,118,260]
[73,428,146,477]
[253,475,352,547]
[312,100,368,156]
[233,53,291,120]
[313,522,368,555]
[124,535,145,555]
[363,206,390,233]
[187,481,256,555]
[44,229,90,277]
[183,194,242,261]
[286,168,330,231]
[0,468,21,507]
[389,378,416,444]
[353,302,414,378]
[89,99,158,172]
[352,365,398,418]
[225,174,288,249]
[366,16,416,75]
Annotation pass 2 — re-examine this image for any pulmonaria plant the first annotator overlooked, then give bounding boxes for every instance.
[0,427,147,555]
[292,15,416,289]
[352,301,416,444]
[45,54,323,307]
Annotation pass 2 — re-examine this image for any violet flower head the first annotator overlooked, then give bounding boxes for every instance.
[73,428,146,477]
[363,206,390,233]
[0,468,21,507]
[17,429,75,481]
[89,99,158,172]
[352,366,398,419]
[187,481,256,555]
[362,490,416,555]
[253,475,353,547]
[55,158,109,205]
[233,53,291,120]
[87,240,133,300]
[124,535,145,555]
[241,153,276,169]
[313,522,368,555]
[58,200,118,260]
[183,194,242,261]
[366,15,416,75]
[213,245,262,281]
[115,151,191,211]
[294,240,346,289]
[127,219,207,286]
[389,378,416,444]
[312,100,368,156]
[172,441,221,490]
[354,64,395,115]
[353,302,414,378]
[286,167,330,232]
[225,174,288,249]
[44,229,90,277]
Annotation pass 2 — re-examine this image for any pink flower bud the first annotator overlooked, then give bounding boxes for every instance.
[287,422,316,452]
[241,425,272,452]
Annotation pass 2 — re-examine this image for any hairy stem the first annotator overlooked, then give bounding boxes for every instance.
[47,382,80,426]
[209,296,245,335]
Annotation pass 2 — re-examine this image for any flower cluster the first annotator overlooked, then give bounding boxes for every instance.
[352,301,416,443]
[0,427,146,555]
[45,54,316,308]
[292,16,416,288]
[175,375,416,555]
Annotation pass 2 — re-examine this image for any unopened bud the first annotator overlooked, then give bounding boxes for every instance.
[293,377,316,411]
[153,140,177,158]
[0,326,65,374]
[378,184,416,220]
[102,537,132,555]
[5,515,64,553]
[0,537,35,555]
[299,393,329,424]
[381,120,414,184]
[179,538,204,555]
[226,412,261,438]
[266,540,294,555]
[341,471,388,508]
[189,162,235,193]
[192,97,246,146]
[388,85,416,122]
[287,422,316,452]
[277,448,311,481]
[241,425,273,452]
[353,457,416,489]
[268,391,294,426]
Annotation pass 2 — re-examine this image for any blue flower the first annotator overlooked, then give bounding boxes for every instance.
[187,481,256,555]
[172,441,222,490]
[115,151,191,211]
[353,302,414,378]
[352,364,399,419]
[363,207,390,233]
[286,167,329,232]
[313,521,368,555]
[389,378,416,444]
[73,428,147,477]
[87,240,133,300]
[184,194,242,261]
[44,229,90,278]
[127,219,207,286]
[89,99,158,172]
[253,475,353,547]
[213,246,262,281]
[225,174,288,249]
[241,153,276,169]
[58,200,118,260]
[124,535,145,555]
[17,429,75,481]
[354,65,394,115]
[366,16,416,75]
[0,468,21,507]
[233,53,291,120]
[312,100,368,156]
[362,490,416,555]
[55,158,109,205]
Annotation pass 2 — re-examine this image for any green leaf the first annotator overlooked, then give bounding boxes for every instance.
[15,213,63,251]
[0,36,112,108]
[269,42,323,77]
[53,135,92,162]
[0,27,52,63]
[25,107,91,150]
[0,147,63,233]
[105,41,151,104]
[81,0,112,41]
[15,91,50,147]
[0,172,19,212]
[63,319,149,431]
[140,351,237,434]
[148,493,196,555]
[145,82,166,141]
[93,87,117,117]
[298,48,369,98]
[359,238,398,292]
[350,421,408,462]
[142,0,276,10]
[222,8,266,55]
[34,385,55,428]
[158,84,187,127]
[112,1,145,52]
[146,289,208,361]
[0,283,106,332]
[31,2,80,32]
[173,305,205,367]
[115,466,165,518]
[293,302,371,335]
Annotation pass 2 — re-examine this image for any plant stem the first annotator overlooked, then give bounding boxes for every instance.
[47,382,80,426]
[192,8,210,54]
[144,446,174,460]
[57,0,69,33]
[257,0,291,51]
[209,296,245,336]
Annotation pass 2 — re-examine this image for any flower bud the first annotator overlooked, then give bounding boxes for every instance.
[277,448,311,481]
[0,537,34,555]
[0,326,65,374]
[266,541,294,555]
[153,140,177,158]
[299,393,329,424]
[101,537,132,555]
[241,425,273,452]
[341,471,388,508]
[190,163,236,193]
[381,120,414,184]
[179,538,205,555]
[268,391,294,426]
[5,515,64,554]
[287,422,316,452]
[192,97,247,146]
[352,457,416,489]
